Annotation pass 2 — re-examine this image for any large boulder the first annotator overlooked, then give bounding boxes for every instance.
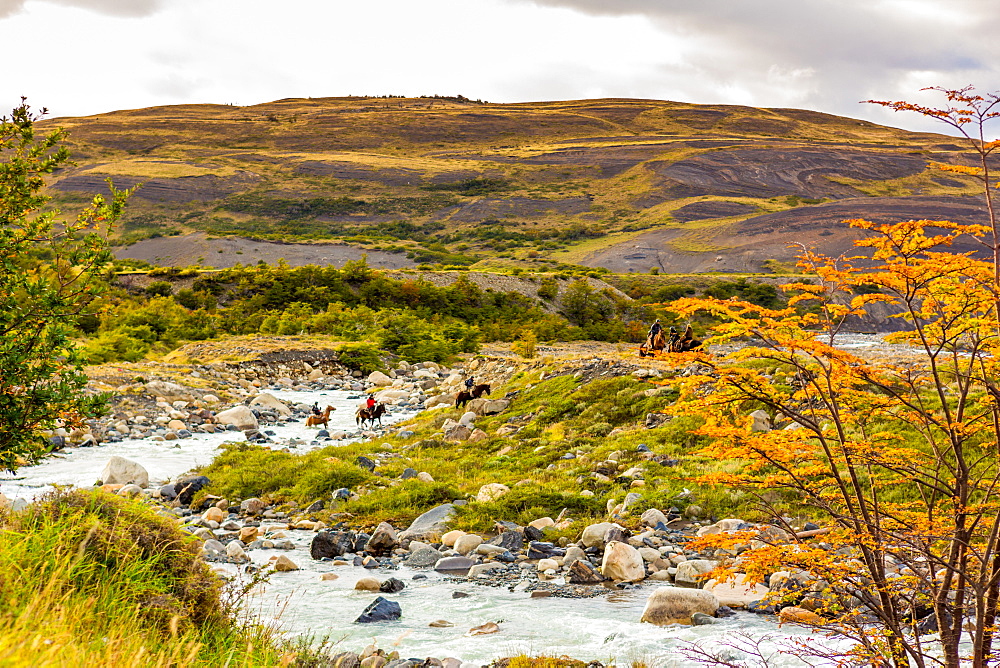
[311,531,355,559]
[249,393,292,416]
[398,503,455,542]
[444,423,472,442]
[580,522,615,548]
[424,394,453,409]
[174,476,209,505]
[674,559,718,587]
[601,541,645,582]
[99,456,148,487]
[367,371,394,387]
[641,508,669,528]
[476,483,510,503]
[454,534,483,555]
[703,573,770,608]
[749,409,771,432]
[214,406,259,430]
[144,380,189,399]
[640,587,720,625]
[365,522,398,554]
[354,596,401,623]
[464,398,510,415]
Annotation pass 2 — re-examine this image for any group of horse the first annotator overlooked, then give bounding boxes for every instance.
[639,324,702,358]
[304,383,492,432]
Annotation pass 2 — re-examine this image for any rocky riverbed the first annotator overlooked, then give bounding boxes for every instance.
[0,349,868,666]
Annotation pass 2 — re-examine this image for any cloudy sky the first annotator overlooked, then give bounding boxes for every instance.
[1,0,997,134]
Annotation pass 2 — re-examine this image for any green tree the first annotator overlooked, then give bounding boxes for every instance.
[0,100,129,470]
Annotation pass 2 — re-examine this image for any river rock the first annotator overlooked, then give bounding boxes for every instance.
[366,522,398,554]
[601,541,645,582]
[641,508,669,527]
[703,574,769,608]
[273,555,299,571]
[468,563,506,577]
[568,559,606,584]
[399,503,455,542]
[175,476,209,505]
[203,507,224,523]
[355,577,381,592]
[241,497,266,515]
[441,530,466,547]
[330,653,361,668]
[674,559,718,587]
[214,406,259,430]
[434,556,474,575]
[580,522,615,548]
[454,534,483,555]
[444,423,472,441]
[749,409,771,432]
[476,483,510,503]
[145,380,189,398]
[379,577,405,593]
[355,596,401,623]
[226,540,249,563]
[479,399,509,415]
[250,393,292,416]
[486,530,523,551]
[469,622,500,635]
[99,456,149,487]
[778,606,826,625]
[407,546,442,568]
[367,371,394,386]
[640,587,720,626]
[311,531,355,559]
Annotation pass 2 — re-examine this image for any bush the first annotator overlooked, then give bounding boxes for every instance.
[335,342,382,374]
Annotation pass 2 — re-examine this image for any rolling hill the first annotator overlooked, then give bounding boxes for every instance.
[39,95,989,273]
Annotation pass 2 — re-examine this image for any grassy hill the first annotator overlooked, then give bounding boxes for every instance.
[41,96,988,273]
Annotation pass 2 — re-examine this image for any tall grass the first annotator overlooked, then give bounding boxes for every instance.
[0,490,312,667]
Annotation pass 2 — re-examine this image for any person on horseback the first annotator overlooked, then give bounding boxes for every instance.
[311,402,321,416]
[464,377,474,390]
[366,394,376,410]
[648,319,662,340]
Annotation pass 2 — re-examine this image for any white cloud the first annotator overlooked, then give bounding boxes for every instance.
[1,0,997,137]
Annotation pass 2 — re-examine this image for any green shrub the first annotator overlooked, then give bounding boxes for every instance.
[335,342,383,374]
[145,280,173,297]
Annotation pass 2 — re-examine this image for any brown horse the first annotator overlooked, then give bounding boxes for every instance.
[639,330,666,357]
[356,403,386,428]
[670,324,702,352]
[307,406,335,428]
[455,384,491,409]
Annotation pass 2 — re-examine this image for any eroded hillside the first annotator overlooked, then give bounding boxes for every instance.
[40,96,989,272]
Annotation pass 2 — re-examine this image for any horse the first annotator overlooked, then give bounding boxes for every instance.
[671,324,702,352]
[356,403,386,428]
[306,405,335,428]
[455,384,490,409]
[639,330,666,357]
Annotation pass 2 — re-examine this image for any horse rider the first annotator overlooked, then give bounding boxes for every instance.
[366,394,377,410]
[311,402,321,416]
[646,319,663,346]
[464,376,475,391]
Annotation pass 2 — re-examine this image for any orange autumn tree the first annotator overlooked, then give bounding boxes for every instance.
[666,87,1000,668]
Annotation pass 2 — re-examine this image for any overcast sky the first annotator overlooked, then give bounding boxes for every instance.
[1,0,997,135]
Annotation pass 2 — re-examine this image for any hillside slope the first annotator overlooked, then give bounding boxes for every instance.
[40,96,987,273]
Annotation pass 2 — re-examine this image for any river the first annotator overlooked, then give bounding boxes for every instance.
[2,388,849,666]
